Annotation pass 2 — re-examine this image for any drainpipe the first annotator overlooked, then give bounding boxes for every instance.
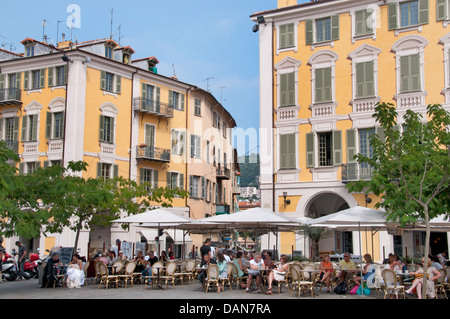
[129,68,139,180]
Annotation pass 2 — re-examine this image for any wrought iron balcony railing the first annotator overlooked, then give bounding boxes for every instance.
[216,164,231,180]
[133,97,174,118]
[341,162,375,183]
[136,145,170,162]
[0,88,22,105]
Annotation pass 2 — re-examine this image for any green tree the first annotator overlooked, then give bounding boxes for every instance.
[347,102,450,299]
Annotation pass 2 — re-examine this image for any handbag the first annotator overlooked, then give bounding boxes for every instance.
[357,282,371,295]
[349,285,359,294]
[334,281,347,294]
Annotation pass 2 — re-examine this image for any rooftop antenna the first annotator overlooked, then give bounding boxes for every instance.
[42,19,48,43]
[110,8,114,39]
[203,76,214,92]
[219,86,226,103]
[56,20,63,44]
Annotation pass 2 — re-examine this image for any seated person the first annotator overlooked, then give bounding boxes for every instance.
[353,254,375,287]
[337,253,357,283]
[134,250,145,273]
[243,252,265,293]
[41,252,63,288]
[406,257,442,299]
[141,251,159,282]
[265,255,289,295]
[317,254,334,293]
[198,253,217,284]
[66,254,85,288]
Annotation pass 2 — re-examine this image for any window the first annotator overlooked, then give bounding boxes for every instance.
[388,0,429,30]
[141,83,161,112]
[194,99,201,116]
[26,45,34,57]
[359,128,375,158]
[31,70,43,90]
[100,71,121,94]
[97,162,118,180]
[169,90,185,110]
[23,69,45,91]
[105,45,114,59]
[280,134,296,169]
[45,111,65,140]
[400,54,421,93]
[190,134,201,159]
[167,172,184,189]
[279,23,295,49]
[139,168,158,191]
[315,67,332,103]
[318,132,333,167]
[189,175,200,198]
[21,114,38,142]
[171,130,186,156]
[355,61,375,98]
[280,72,295,107]
[355,9,374,36]
[1,117,19,151]
[99,115,114,143]
[48,66,68,87]
[437,0,450,21]
[305,15,339,45]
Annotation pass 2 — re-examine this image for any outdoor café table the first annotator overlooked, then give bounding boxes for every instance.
[396,271,414,286]
[153,266,166,289]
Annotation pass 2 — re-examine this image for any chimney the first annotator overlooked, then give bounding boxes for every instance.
[277,0,298,8]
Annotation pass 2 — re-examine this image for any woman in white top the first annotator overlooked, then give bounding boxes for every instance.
[66,254,85,288]
[406,257,441,299]
[243,252,265,293]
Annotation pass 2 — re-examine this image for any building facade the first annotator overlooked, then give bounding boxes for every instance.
[0,37,238,258]
[251,0,450,261]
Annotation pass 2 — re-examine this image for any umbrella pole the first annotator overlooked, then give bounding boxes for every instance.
[359,222,363,287]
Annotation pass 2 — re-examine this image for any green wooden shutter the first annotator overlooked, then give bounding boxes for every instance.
[280,72,295,107]
[23,71,29,90]
[153,169,159,188]
[113,164,119,178]
[141,83,147,110]
[355,10,364,35]
[97,162,102,178]
[109,117,115,143]
[48,67,54,87]
[0,74,5,89]
[39,69,46,88]
[167,172,172,189]
[145,125,155,147]
[99,115,105,142]
[323,67,332,102]
[305,20,313,45]
[156,87,160,111]
[19,162,25,175]
[306,132,315,168]
[315,68,324,103]
[179,173,184,190]
[410,54,421,91]
[437,0,447,21]
[100,71,106,90]
[419,0,429,25]
[31,115,38,141]
[365,61,374,97]
[45,112,52,139]
[400,55,410,93]
[376,126,385,142]
[180,93,185,111]
[0,118,3,140]
[21,115,28,142]
[139,168,145,186]
[115,75,121,94]
[168,90,173,108]
[43,161,49,169]
[279,24,287,49]
[60,111,65,138]
[356,62,374,98]
[388,3,398,30]
[331,15,339,40]
[64,65,68,85]
[15,73,21,91]
[346,129,357,163]
[333,130,342,166]
[189,175,193,196]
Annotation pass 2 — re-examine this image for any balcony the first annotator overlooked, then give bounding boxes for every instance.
[216,164,231,180]
[4,140,19,153]
[133,97,174,118]
[0,88,22,106]
[216,204,230,215]
[341,163,375,183]
[136,145,170,163]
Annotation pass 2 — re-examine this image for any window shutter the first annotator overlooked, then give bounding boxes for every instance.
[179,173,184,190]
[280,134,288,169]
[419,0,429,24]
[279,24,287,49]
[287,72,295,106]
[113,164,119,178]
[35,161,41,170]
[280,73,287,106]
[305,20,313,45]
[331,15,339,40]
[64,65,68,85]
[0,74,4,89]
[23,71,29,90]
[100,71,106,90]
[21,115,28,142]
[45,112,52,139]
[168,90,173,108]
[437,0,447,20]
[19,162,25,175]
[355,10,364,35]
[48,67,54,87]
[189,175,193,196]
[0,118,3,139]
[410,54,421,91]
[376,126,385,142]
[43,161,49,169]
[99,115,105,142]
[365,61,374,97]
[167,172,172,189]
[388,3,398,30]
[145,125,155,147]
[13,117,19,146]
[356,63,364,98]
[15,73,21,90]
[31,115,38,141]
[333,130,342,166]
[156,87,160,111]
[346,129,357,163]
[60,111,65,139]
[141,83,148,110]
[39,69,46,88]
[315,68,323,103]
[180,93,185,111]
[306,132,315,168]
[139,168,145,186]
[287,23,294,47]
[115,75,121,94]
[323,67,332,102]
[201,176,206,199]
[109,117,115,143]
[97,162,102,178]
[400,55,410,93]
[153,169,159,188]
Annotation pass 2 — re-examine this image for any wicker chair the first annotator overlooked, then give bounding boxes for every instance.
[298,265,316,297]
[160,261,177,289]
[118,261,136,288]
[82,261,90,286]
[271,264,291,294]
[381,269,405,299]
[205,264,220,293]
[230,262,246,290]
[97,262,118,289]
[288,266,301,297]
[174,260,196,284]
[435,268,447,299]
[219,263,233,291]
[144,261,164,289]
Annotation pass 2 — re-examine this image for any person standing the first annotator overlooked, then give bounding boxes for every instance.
[200,238,212,260]
[15,241,27,281]
[0,238,5,283]
[111,239,120,257]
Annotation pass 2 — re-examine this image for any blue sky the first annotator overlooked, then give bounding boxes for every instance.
[0,0,285,156]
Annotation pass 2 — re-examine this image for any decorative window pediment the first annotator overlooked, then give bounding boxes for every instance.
[391,34,428,53]
[348,43,382,60]
[275,56,302,72]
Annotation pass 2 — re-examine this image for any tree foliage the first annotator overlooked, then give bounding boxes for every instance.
[346,102,450,298]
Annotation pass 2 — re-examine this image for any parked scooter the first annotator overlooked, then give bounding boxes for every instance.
[2,251,18,281]
[23,253,40,279]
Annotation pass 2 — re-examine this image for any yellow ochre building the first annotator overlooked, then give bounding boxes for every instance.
[0,37,239,258]
[251,0,450,261]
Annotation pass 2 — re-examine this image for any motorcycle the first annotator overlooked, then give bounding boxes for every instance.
[23,253,40,279]
[2,251,18,281]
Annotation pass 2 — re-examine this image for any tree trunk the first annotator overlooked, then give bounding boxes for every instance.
[73,220,82,253]
[422,207,430,299]
[312,239,320,262]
